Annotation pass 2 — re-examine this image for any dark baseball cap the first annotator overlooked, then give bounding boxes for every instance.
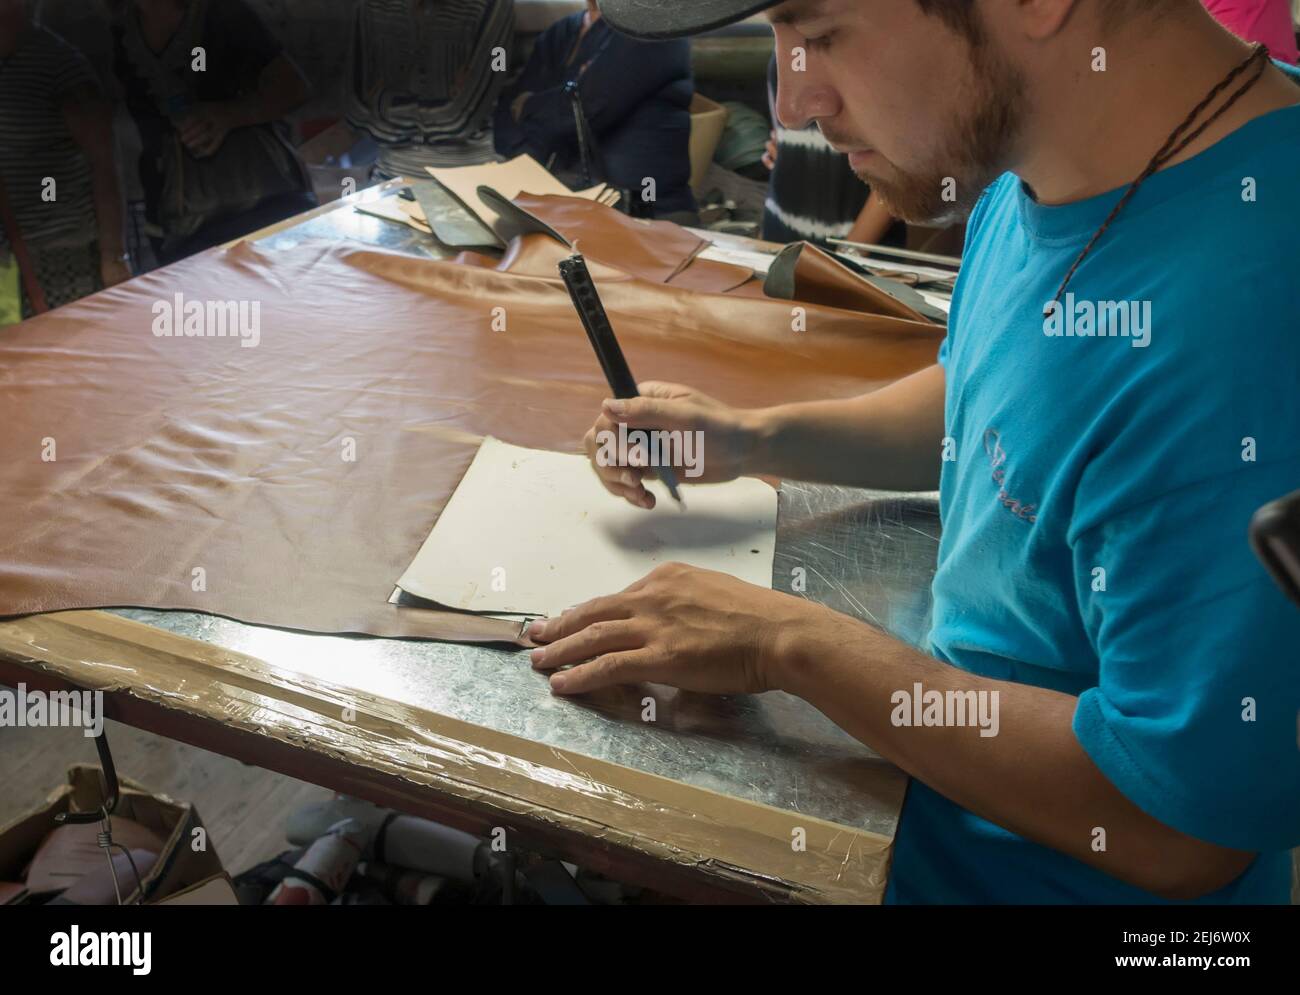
[598,0,784,40]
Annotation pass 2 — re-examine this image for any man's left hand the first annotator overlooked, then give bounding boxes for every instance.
[528,562,824,695]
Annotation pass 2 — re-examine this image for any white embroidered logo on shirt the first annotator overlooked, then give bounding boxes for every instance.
[984,429,1038,524]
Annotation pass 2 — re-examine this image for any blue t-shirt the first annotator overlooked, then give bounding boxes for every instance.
[887,76,1300,903]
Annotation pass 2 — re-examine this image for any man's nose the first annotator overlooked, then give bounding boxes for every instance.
[773,56,841,131]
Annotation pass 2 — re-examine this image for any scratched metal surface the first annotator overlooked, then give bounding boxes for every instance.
[257,181,484,259]
[111,195,944,837]
[113,484,939,835]
[257,192,449,258]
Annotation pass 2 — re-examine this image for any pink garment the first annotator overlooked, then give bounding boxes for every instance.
[1203,0,1300,64]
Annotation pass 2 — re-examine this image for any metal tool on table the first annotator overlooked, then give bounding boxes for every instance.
[825,237,963,270]
[557,252,685,509]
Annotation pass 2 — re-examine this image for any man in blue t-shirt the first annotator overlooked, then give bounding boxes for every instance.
[525,0,1300,902]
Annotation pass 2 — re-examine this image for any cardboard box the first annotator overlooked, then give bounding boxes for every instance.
[688,93,730,193]
[0,764,223,905]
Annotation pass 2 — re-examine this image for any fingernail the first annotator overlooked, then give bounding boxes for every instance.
[530,647,545,663]
[621,471,636,486]
[530,618,548,638]
[550,673,569,693]
[605,399,625,415]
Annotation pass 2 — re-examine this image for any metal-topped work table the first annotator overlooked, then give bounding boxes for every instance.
[0,182,945,904]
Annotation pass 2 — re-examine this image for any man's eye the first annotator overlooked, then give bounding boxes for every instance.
[806,30,836,51]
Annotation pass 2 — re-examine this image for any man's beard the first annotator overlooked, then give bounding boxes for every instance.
[841,38,1026,226]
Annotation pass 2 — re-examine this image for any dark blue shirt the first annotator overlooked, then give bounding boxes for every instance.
[494,13,696,217]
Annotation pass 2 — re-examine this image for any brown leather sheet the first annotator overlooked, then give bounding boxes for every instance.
[1,206,942,643]
[456,193,760,295]
[511,192,710,283]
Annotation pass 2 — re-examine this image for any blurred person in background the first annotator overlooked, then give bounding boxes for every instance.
[109,0,315,265]
[761,51,963,256]
[494,0,697,222]
[348,0,515,178]
[0,0,127,324]
[760,52,901,246]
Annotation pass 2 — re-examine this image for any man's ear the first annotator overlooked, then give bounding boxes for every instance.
[1007,0,1081,41]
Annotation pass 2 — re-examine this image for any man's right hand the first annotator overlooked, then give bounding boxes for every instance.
[582,381,763,509]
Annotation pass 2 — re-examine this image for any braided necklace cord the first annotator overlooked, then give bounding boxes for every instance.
[1047,43,1271,312]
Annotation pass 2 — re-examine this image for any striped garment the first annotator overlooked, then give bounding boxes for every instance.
[347,0,515,175]
[760,54,869,245]
[0,26,98,251]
